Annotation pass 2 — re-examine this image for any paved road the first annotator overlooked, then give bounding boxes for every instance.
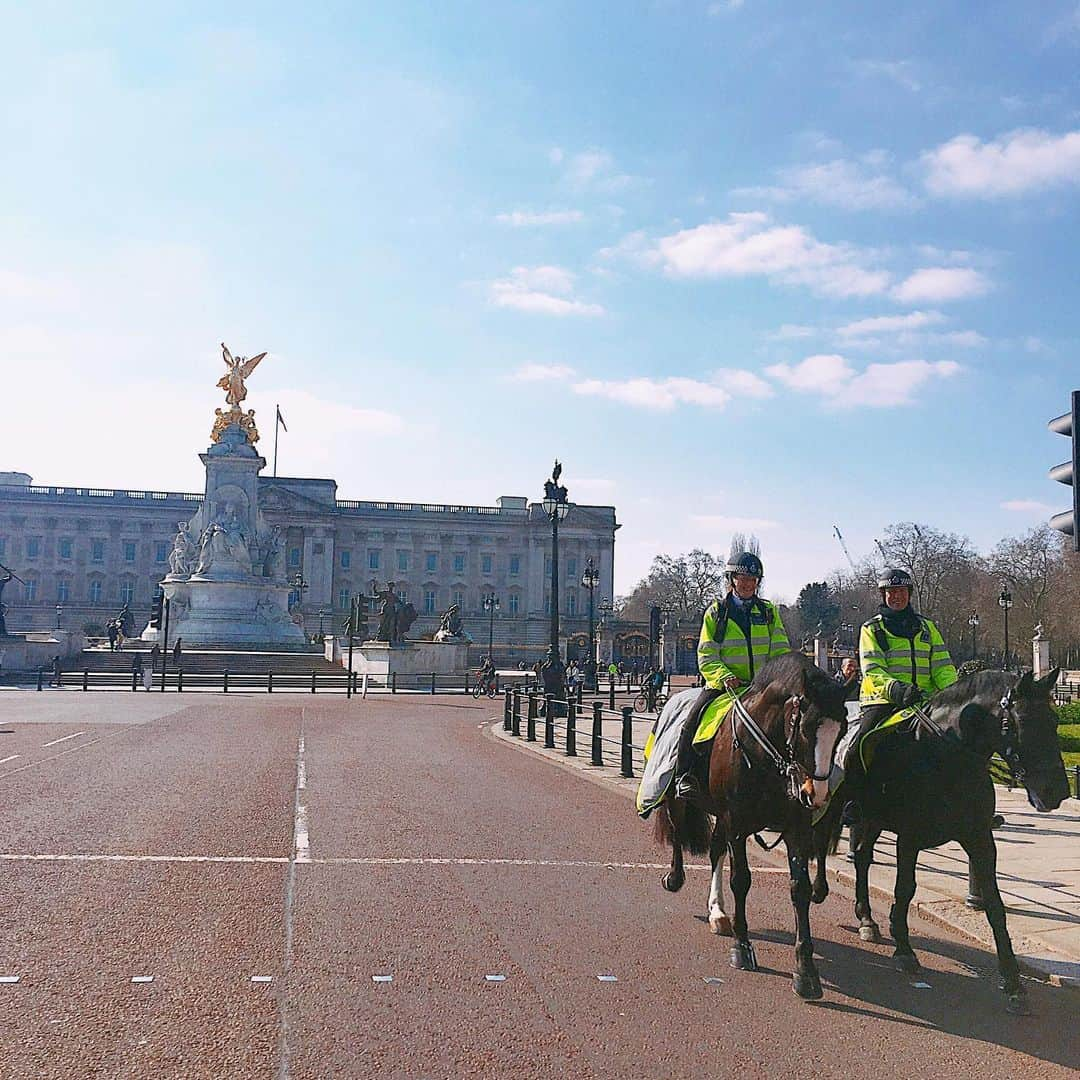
[0,694,1076,1078]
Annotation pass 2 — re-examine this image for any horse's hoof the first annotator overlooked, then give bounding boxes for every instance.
[793,971,823,1000]
[730,942,758,972]
[811,883,829,905]
[893,951,920,974]
[859,921,882,944]
[1005,992,1031,1016]
[661,872,684,893]
[709,914,733,937]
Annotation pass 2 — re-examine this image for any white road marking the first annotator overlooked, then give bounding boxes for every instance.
[41,731,85,748]
[131,975,154,984]
[372,974,393,983]
[293,735,310,864]
[0,755,19,766]
[484,974,506,982]
[0,728,131,779]
[703,977,723,985]
[251,975,273,983]
[597,974,617,982]
[0,852,784,872]
[912,981,933,989]
[0,976,20,984]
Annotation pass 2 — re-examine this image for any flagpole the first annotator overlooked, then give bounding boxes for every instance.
[273,403,279,477]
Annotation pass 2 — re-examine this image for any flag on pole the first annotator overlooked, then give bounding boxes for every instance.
[276,406,287,432]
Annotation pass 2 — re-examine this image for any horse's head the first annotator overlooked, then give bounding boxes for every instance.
[997,668,1070,813]
[756,654,847,810]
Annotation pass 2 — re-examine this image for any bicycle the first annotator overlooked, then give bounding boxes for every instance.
[471,675,498,699]
[634,691,668,713]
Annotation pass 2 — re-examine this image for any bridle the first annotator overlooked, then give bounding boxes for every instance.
[730,691,832,805]
[996,687,1027,786]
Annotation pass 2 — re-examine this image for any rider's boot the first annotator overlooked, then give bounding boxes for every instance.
[672,715,704,801]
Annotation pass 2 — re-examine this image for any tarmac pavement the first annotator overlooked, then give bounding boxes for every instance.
[0,691,1076,1078]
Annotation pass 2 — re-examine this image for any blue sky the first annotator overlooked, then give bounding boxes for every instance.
[2,1,1078,599]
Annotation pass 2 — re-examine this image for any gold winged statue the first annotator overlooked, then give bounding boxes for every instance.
[217,342,266,407]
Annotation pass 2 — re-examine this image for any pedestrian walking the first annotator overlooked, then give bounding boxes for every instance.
[142,659,154,692]
[51,654,62,688]
[172,637,183,669]
[107,620,118,652]
[132,652,143,690]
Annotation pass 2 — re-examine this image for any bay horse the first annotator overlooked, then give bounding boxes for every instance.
[654,652,848,999]
[815,668,1069,1013]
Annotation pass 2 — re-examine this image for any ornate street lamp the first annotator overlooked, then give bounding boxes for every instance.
[540,461,570,701]
[318,607,327,637]
[54,603,63,630]
[998,587,1013,670]
[968,611,980,661]
[482,592,500,662]
[580,557,600,691]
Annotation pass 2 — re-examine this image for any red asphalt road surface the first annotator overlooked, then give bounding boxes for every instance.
[0,694,1077,1079]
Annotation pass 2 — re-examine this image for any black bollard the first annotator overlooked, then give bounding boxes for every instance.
[566,700,577,757]
[527,694,538,742]
[620,705,635,778]
[544,695,555,748]
[591,701,603,766]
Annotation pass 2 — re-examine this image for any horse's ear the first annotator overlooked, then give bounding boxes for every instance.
[1034,667,1061,695]
[1014,670,1034,697]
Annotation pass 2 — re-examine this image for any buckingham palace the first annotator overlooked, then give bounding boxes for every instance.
[0,469,618,658]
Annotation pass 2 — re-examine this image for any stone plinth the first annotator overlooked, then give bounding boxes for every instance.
[0,631,87,673]
[1033,636,1052,680]
[346,640,470,678]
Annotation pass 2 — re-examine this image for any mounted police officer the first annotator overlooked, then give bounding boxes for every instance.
[673,551,791,799]
[842,567,958,821]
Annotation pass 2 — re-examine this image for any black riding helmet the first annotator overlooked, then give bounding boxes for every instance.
[726,551,764,580]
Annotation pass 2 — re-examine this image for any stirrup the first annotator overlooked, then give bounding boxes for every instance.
[673,773,703,800]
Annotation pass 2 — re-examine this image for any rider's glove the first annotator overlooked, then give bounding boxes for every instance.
[894,683,925,707]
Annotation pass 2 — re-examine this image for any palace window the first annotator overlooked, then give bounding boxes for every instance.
[155,541,168,563]
[567,591,577,615]
[397,551,409,573]
[340,550,351,569]
[26,537,40,559]
[423,590,437,614]
[397,589,408,605]
[0,538,6,558]
[59,538,73,559]
[567,557,577,579]
[425,552,438,573]
[509,554,520,576]
[120,580,135,605]
[481,554,493,575]
[89,580,103,603]
[508,594,519,616]
[339,588,350,610]
[452,590,464,611]
[24,579,37,602]
[544,556,551,576]
[453,553,465,573]
[289,547,301,567]
[91,539,104,563]
[123,541,137,563]
[368,550,381,571]
[56,579,70,602]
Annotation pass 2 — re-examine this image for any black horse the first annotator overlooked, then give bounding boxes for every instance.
[654,653,848,999]
[816,668,1069,1013]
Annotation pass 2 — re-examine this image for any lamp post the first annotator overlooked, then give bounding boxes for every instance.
[318,607,327,638]
[968,611,980,661]
[482,592,500,662]
[597,597,612,676]
[540,461,570,701]
[580,557,600,691]
[840,621,854,649]
[54,604,63,630]
[998,587,1013,670]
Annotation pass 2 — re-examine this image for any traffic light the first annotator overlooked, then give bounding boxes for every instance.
[1048,390,1080,552]
[149,589,165,629]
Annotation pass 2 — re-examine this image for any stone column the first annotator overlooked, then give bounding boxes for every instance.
[1033,630,1051,680]
[813,634,829,672]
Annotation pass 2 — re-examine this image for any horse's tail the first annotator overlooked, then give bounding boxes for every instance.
[653,800,711,856]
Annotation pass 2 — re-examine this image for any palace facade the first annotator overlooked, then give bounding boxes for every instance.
[0,471,618,657]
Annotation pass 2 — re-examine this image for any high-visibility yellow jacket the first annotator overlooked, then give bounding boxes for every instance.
[858,612,957,707]
[697,595,790,689]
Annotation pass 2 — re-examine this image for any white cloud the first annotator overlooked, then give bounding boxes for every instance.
[489,265,604,317]
[922,128,1080,197]
[852,59,921,92]
[712,368,775,399]
[734,158,916,211]
[573,376,731,411]
[495,209,584,226]
[768,323,817,341]
[938,329,987,347]
[557,147,641,193]
[892,267,990,303]
[691,514,779,532]
[708,0,746,13]
[654,212,890,298]
[1001,499,1056,513]
[765,354,961,407]
[507,363,577,382]
[837,311,946,338]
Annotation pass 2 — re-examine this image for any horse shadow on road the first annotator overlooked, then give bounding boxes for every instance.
[747,926,1079,1071]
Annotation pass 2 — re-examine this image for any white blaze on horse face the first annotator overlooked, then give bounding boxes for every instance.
[813,718,842,808]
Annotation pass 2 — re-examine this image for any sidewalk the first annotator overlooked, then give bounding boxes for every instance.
[490,715,1080,990]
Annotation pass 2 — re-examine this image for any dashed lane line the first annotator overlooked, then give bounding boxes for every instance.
[0,755,19,766]
[0,728,133,780]
[41,731,85,748]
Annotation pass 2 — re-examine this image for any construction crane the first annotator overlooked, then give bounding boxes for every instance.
[832,525,858,573]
